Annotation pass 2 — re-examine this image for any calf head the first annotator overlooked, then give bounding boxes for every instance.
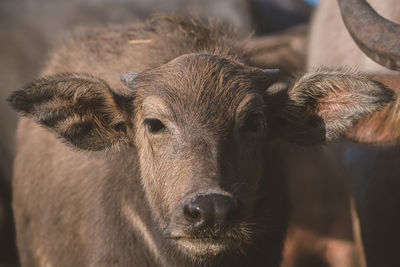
[9,54,394,261]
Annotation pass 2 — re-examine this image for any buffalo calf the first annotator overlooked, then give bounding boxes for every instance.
[8,16,394,267]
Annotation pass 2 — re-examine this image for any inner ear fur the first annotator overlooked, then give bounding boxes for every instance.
[268,70,396,145]
[345,75,400,144]
[8,72,134,151]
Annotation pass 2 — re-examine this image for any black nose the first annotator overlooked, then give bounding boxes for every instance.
[183,194,238,229]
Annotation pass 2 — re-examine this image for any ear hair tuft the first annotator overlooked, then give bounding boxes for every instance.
[120,73,139,88]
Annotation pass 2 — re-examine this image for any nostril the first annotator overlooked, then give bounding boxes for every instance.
[183,194,238,229]
[183,196,214,229]
[183,203,202,223]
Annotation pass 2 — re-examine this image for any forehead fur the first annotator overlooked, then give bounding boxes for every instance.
[134,53,268,127]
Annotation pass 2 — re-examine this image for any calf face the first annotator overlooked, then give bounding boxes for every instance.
[9,53,394,264]
[130,54,277,255]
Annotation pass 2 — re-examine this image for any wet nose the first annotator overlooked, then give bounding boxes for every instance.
[183,194,238,229]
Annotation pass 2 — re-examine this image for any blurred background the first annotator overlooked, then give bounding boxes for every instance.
[2,1,361,267]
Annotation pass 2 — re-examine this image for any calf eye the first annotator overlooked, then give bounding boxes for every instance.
[144,118,166,134]
[243,113,264,132]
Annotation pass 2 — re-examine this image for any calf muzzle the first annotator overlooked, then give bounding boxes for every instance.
[183,194,238,230]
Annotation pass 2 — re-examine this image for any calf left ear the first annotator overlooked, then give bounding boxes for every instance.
[345,75,400,144]
[8,73,134,151]
[268,70,396,145]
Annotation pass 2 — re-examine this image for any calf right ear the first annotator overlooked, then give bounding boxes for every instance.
[8,73,134,151]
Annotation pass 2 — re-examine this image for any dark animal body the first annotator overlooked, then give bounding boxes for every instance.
[8,16,394,267]
[309,0,400,266]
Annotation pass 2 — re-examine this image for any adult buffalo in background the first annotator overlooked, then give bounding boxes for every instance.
[308,0,400,266]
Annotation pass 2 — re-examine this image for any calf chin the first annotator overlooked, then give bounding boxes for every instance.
[166,222,253,255]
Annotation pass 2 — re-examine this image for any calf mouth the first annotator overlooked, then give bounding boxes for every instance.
[171,237,228,256]
[164,224,253,256]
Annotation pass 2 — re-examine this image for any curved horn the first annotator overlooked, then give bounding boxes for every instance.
[337,0,400,71]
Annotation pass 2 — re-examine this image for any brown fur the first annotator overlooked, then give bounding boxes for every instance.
[9,16,394,267]
[346,76,400,144]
